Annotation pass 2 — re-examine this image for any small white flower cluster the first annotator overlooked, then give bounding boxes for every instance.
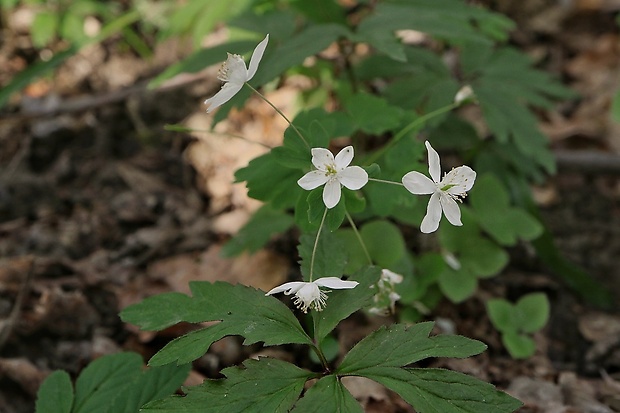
[368,269,404,316]
[298,141,476,234]
[203,35,477,314]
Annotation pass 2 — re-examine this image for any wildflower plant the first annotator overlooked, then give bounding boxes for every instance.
[35,1,589,411]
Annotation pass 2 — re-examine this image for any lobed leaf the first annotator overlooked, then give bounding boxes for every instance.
[337,322,486,375]
[312,266,381,343]
[365,367,522,413]
[292,375,363,413]
[141,358,313,413]
[122,283,312,366]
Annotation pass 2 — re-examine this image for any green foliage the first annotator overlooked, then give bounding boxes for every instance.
[142,358,314,413]
[35,353,190,413]
[221,205,294,257]
[470,174,543,246]
[293,375,362,413]
[298,230,348,281]
[367,368,522,413]
[487,293,550,358]
[120,282,313,366]
[312,266,381,343]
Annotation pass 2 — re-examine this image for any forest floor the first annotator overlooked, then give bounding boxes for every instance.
[1,2,620,412]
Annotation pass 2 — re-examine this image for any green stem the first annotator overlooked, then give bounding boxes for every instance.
[244,83,310,148]
[309,208,328,282]
[311,314,331,373]
[164,124,273,148]
[368,178,403,186]
[345,210,372,265]
[364,102,458,165]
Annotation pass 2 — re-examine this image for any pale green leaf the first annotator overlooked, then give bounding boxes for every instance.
[502,332,536,359]
[516,293,549,333]
[486,299,516,333]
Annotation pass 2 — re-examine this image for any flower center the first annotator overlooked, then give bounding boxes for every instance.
[217,62,231,82]
[325,164,338,175]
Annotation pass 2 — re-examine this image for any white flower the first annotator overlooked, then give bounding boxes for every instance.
[402,141,476,233]
[380,269,403,285]
[454,85,475,105]
[297,146,368,209]
[369,269,403,316]
[265,277,359,313]
[204,34,269,113]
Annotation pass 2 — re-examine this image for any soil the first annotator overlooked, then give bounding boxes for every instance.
[1,3,620,413]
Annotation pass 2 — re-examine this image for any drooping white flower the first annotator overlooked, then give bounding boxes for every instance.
[369,269,404,316]
[402,141,476,233]
[265,277,359,313]
[297,146,368,209]
[454,85,475,105]
[204,34,269,113]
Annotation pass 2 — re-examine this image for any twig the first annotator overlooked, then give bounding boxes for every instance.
[0,257,35,351]
[0,71,211,124]
[554,150,620,175]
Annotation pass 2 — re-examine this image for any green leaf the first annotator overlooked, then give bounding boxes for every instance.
[337,322,486,375]
[293,375,363,413]
[515,293,549,334]
[290,0,347,25]
[221,205,294,257]
[122,283,312,366]
[31,11,59,47]
[298,230,347,281]
[357,1,506,48]
[312,266,381,343]
[73,353,143,413]
[360,220,406,268]
[612,89,620,123]
[35,371,73,413]
[438,267,478,304]
[106,363,191,413]
[149,40,256,88]
[366,368,522,413]
[344,93,404,134]
[142,358,313,413]
[252,24,350,86]
[502,332,536,359]
[470,174,543,246]
[234,151,303,209]
[486,299,516,334]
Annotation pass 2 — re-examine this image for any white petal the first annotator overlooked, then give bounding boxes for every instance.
[204,82,243,113]
[440,194,462,226]
[425,141,441,183]
[323,179,341,209]
[265,281,305,296]
[311,148,335,171]
[298,170,329,190]
[402,171,436,195]
[442,166,476,193]
[338,166,368,190]
[420,192,442,233]
[381,269,403,284]
[222,54,248,84]
[314,277,359,289]
[246,34,269,81]
[334,146,354,170]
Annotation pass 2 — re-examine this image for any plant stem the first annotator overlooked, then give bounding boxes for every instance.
[309,208,328,282]
[364,102,458,165]
[311,314,331,373]
[368,178,404,186]
[244,83,310,148]
[345,210,372,265]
